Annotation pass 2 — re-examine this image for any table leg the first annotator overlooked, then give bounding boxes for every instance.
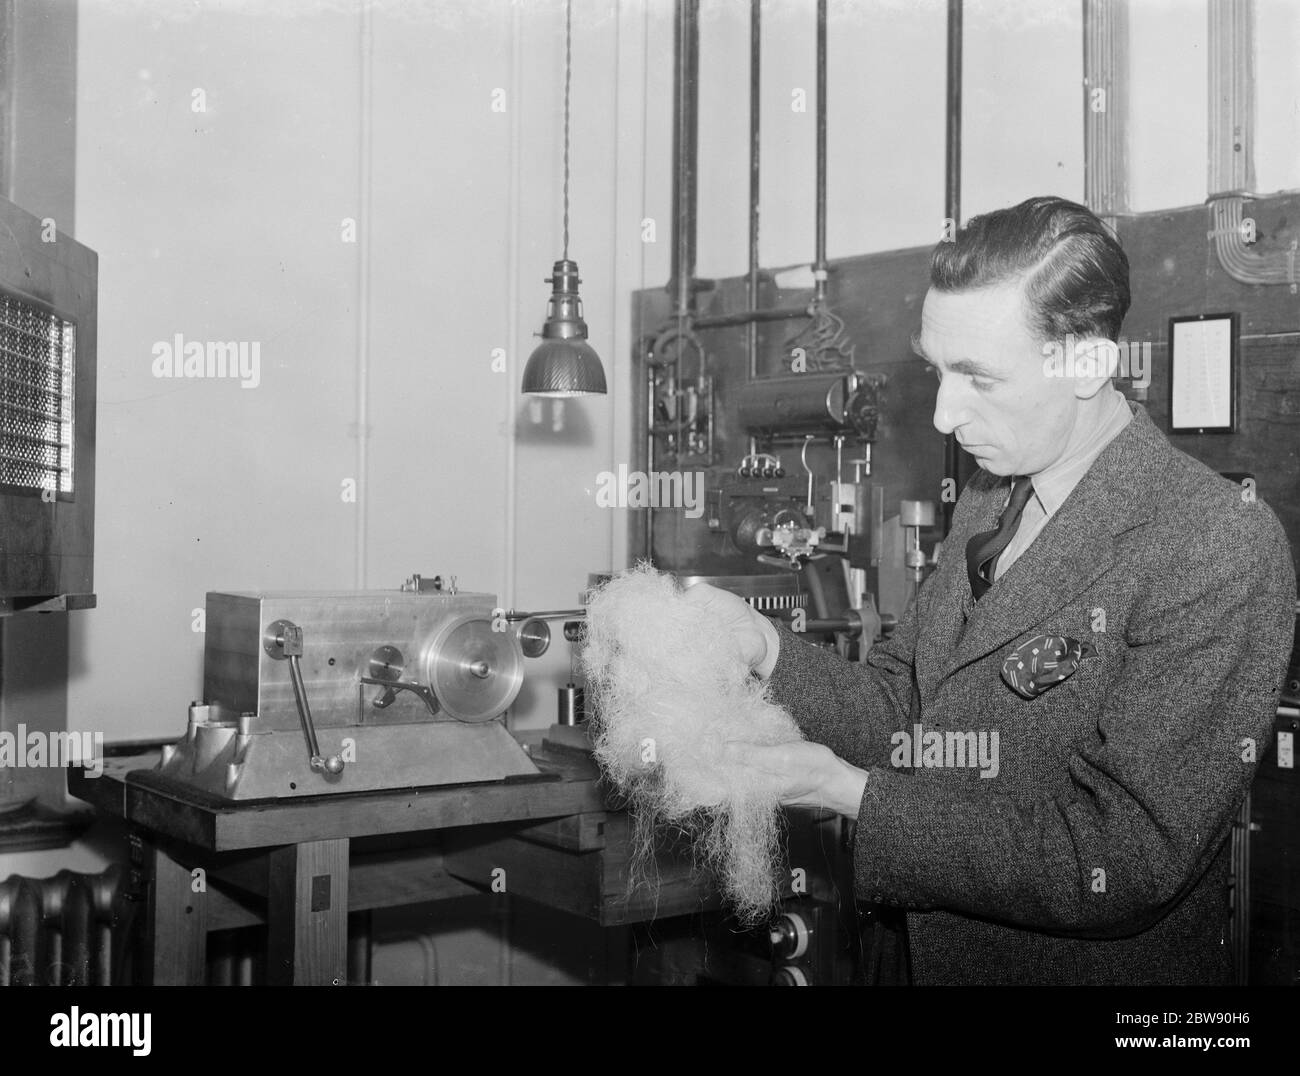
[145,841,207,986]
[267,838,349,985]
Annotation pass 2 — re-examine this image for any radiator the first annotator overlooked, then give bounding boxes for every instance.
[0,865,133,986]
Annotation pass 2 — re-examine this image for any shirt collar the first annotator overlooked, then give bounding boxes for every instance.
[1028,390,1134,518]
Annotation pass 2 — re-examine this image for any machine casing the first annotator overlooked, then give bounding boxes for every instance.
[159,589,537,800]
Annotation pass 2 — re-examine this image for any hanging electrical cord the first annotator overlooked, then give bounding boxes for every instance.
[562,0,571,261]
[519,0,606,398]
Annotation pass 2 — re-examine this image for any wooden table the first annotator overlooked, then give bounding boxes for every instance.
[67,735,610,985]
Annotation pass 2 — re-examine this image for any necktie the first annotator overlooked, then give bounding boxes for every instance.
[966,477,1035,600]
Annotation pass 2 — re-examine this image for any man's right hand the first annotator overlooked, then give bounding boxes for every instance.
[682,583,781,679]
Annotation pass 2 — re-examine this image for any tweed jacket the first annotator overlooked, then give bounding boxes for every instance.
[767,403,1296,984]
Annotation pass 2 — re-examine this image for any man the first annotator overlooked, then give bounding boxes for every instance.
[695,196,1296,984]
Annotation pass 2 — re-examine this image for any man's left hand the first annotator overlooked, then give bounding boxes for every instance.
[724,740,869,818]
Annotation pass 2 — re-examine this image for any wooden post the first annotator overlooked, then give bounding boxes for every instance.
[145,842,207,986]
[266,839,349,986]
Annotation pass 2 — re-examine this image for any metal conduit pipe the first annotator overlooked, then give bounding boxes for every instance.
[1208,0,1297,291]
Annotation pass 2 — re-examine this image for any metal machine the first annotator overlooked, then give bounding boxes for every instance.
[631,0,941,657]
[637,317,937,660]
[158,576,536,799]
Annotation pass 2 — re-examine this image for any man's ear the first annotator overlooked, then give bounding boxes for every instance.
[1070,337,1118,400]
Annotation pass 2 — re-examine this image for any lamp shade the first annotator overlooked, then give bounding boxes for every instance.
[522,338,607,397]
[522,259,607,397]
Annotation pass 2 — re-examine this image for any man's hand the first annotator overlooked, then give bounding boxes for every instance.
[682,582,781,678]
[724,741,869,817]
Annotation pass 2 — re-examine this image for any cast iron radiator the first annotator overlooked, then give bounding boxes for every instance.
[0,865,134,986]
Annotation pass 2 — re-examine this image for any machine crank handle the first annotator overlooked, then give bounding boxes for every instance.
[264,619,345,777]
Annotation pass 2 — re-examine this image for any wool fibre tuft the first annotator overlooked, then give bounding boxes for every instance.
[580,564,803,923]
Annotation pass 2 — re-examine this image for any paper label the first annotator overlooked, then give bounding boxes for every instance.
[1278,730,1294,770]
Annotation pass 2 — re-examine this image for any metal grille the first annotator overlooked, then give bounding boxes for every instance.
[0,290,76,495]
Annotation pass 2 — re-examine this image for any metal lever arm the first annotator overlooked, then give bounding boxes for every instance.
[359,676,441,717]
[264,619,345,777]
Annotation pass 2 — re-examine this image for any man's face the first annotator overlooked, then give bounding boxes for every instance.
[916,282,1081,477]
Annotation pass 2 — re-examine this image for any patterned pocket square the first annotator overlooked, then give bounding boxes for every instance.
[1001,635,1098,699]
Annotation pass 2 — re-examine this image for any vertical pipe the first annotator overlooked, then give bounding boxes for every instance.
[355,3,374,587]
[504,0,523,609]
[747,0,761,378]
[813,0,828,284]
[0,3,14,203]
[668,0,699,317]
[656,0,699,566]
[944,0,962,229]
[609,0,624,575]
[941,0,962,536]
[1209,0,1256,194]
[1231,792,1251,983]
[1084,0,1130,227]
[645,355,655,562]
[640,0,657,562]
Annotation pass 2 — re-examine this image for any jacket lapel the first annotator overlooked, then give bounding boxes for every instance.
[940,403,1166,682]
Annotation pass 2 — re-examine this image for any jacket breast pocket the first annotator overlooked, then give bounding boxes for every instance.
[1000,633,1104,700]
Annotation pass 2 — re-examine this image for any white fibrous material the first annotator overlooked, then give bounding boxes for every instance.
[580,564,803,924]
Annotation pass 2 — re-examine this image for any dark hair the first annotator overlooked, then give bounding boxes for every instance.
[930,196,1131,343]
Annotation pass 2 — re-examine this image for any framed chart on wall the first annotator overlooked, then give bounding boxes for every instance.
[1168,313,1239,435]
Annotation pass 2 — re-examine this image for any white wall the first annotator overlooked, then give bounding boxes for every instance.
[1251,0,1300,195]
[68,1,364,742]
[1129,0,1208,211]
[65,0,652,743]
